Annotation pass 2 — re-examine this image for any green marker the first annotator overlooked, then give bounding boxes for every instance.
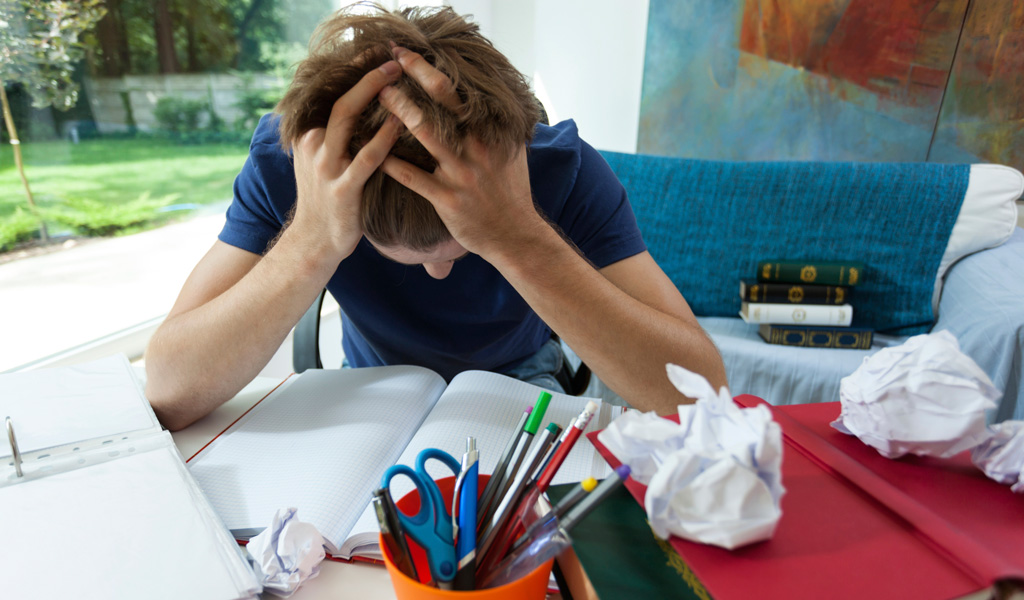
[522,391,552,435]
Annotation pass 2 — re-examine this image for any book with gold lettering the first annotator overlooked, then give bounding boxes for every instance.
[739,302,852,326]
[739,279,850,305]
[756,260,864,286]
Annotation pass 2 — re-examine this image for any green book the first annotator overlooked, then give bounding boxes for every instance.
[756,259,865,286]
[548,483,712,600]
[739,279,850,305]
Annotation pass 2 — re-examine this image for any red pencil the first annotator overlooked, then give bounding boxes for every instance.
[534,400,598,492]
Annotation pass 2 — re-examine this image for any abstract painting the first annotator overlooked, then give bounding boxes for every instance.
[930,2,1024,169]
[638,0,1022,172]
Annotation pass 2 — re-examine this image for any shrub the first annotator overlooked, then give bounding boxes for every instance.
[233,87,281,133]
[153,96,208,134]
[42,193,181,237]
[0,208,42,252]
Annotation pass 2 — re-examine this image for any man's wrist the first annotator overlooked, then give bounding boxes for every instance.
[484,215,577,276]
[272,221,347,280]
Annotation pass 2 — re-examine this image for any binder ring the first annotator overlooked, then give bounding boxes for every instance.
[6,416,22,477]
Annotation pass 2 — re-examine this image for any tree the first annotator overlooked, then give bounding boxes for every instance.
[94,0,131,77]
[0,0,106,242]
[153,0,178,73]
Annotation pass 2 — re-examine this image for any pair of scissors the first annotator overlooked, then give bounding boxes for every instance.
[381,448,461,589]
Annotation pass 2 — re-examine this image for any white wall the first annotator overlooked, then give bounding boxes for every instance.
[449,0,649,153]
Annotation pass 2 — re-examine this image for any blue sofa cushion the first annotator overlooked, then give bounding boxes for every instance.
[600,153,969,334]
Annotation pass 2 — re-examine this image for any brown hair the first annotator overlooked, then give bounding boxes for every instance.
[276,2,541,250]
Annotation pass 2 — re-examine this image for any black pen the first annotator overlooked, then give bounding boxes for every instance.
[372,487,418,582]
[478,392,552,540]
[477,407,531,529]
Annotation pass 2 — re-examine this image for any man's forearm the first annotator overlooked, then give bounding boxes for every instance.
[145,229,338,430]
[488,222,727,415]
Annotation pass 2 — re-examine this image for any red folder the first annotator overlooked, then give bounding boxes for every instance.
[587,397,1024,600]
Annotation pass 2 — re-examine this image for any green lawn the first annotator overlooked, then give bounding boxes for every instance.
[0,137,251,221]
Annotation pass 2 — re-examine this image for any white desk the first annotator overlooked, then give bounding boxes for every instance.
[170,376,398,600]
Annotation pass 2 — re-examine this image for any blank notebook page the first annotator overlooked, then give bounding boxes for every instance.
[188,365,446,554]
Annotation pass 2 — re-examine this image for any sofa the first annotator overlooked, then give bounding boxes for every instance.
[593,153,1024,422]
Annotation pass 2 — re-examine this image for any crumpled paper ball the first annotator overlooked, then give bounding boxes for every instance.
[832,330,998,459]
[592,409,686,485]
[971,420,1024,493]
[246,507,326,597]
[597,363,784,550]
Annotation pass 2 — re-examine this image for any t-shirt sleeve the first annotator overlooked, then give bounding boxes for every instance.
[218,114,294,255]
[558,138,647,269]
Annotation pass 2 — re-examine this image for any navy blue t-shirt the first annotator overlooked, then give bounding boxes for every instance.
[220,114,646,381]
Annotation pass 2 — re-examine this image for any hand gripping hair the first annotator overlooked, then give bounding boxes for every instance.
[276,3,542,250]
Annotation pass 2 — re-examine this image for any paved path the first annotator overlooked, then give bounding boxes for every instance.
[0,212,226,372]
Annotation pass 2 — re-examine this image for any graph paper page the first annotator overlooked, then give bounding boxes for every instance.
[188,365,446,555]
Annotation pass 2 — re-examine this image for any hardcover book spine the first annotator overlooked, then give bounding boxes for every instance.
[740,302,853,326]
[757,260,864,286]
[740,280,849,304]
[758,324,873,349]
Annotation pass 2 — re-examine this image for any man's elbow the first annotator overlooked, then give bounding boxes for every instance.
[146,382,196,432]
[145,361,207,431]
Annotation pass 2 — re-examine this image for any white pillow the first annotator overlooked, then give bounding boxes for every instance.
[932,164,1024,313]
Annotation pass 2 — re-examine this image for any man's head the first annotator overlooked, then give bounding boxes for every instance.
[276,3,541,252]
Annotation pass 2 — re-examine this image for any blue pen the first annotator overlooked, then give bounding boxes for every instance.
[452,437,479,590]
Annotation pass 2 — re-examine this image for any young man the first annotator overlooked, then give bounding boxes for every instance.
[145,5,726,431]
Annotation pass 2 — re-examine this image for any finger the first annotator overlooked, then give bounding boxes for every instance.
[379,84,457,164]
[392,46,461,111]
[322,60,402,160]
[343,114,404,184]
[294,128,325,162]
[381,154,446,205]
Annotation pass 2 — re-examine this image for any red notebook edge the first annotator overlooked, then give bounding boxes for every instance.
[734,396,1024,585]
[586,396,1024,599]
[184,374,295,463]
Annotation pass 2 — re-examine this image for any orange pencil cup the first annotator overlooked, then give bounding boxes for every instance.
[380,474,553,599]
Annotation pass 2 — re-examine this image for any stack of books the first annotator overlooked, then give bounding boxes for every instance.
[738,259,873,349]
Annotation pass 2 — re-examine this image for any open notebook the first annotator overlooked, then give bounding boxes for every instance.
[0,355,261,600]
[187,365,622,560]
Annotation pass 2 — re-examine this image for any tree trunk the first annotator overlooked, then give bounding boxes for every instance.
[95,0,126,77]
[115,0,132,74]
[154,0,179,74]
[0,80,49,243]
[185,16,199,72]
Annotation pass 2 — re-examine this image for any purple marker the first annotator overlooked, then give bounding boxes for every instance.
[559,465,631,532]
